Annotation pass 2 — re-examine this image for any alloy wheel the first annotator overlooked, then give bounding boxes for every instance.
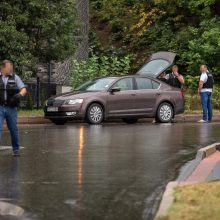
[89,105,103,123]
[159,104,173,122]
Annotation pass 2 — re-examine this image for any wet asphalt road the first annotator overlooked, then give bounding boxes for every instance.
[0,122,220,220]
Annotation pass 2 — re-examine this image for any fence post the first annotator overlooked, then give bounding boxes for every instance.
[36,76,40,109]
[47,61,51,98]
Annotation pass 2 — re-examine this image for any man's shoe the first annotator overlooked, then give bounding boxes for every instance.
[198,119,208,123]
[13,151,20,157]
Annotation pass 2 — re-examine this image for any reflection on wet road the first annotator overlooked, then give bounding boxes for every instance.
[0,123,220,220]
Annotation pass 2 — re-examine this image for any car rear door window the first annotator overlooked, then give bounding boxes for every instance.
[152,80,160,89]
[113,78,133,91]
[136,78,153,90]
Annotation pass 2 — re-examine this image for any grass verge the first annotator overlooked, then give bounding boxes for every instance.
[157,181,220,220]
[18,109,44,117]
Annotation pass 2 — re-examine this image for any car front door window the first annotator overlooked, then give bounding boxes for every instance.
[113,78,133,91]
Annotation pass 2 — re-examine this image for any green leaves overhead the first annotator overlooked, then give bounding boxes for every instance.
[0,0,78,75]
[91,0,220,76]
[71,55,133,88]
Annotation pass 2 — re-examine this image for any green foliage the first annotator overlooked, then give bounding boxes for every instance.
[40,92,46,108]
[0,0,78,76]
[184,75,200,92]
[184,85,220,111]
[184,93,201,111]
[212,86,220,109]
[71,54,133,88]
[91,0,220,77]
[26,92,34,110]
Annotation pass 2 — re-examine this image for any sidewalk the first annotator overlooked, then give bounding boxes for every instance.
[183,151,220,183]
[177,143,220,184]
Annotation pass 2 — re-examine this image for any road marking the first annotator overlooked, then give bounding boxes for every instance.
[0,146,24,151]
[0,201,24,216]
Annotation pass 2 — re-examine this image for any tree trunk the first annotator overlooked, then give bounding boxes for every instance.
[75,0,89,61]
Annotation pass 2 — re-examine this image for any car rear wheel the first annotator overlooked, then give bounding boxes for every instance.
[122,118,138,124]
[86,103,104,124]
[51,119,67,125]
[156,102,174,123]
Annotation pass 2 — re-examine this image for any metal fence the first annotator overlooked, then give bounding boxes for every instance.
[21,81,57,109]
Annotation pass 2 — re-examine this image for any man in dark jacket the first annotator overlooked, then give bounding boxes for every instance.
[165,65,185,88]
[0,60,27,156]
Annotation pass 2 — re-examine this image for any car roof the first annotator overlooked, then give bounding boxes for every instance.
[97,75,160,80]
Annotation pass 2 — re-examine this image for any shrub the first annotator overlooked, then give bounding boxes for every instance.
[71,54,133,88]
[184,93,201,111]
[26,92,34,110]
[40,92,46,108]
[185,85,220,111]
[212,86,220,109]
[184,75,199,93]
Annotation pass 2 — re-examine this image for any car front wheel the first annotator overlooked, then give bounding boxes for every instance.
[156,102,174,123]
[86,103,104,124]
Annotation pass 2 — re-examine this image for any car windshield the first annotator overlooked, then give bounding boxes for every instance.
[76,78,116,91]
[137,59,170,76]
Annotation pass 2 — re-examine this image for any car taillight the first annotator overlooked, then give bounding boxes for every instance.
[181,90,184,97]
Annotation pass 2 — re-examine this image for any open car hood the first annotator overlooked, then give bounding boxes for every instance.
[136,51,179,78]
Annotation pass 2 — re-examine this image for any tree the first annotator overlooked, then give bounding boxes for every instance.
[0,0,78,75]
[91,0,220,76]
[75,0,89,61]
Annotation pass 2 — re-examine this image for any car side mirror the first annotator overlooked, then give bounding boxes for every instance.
[109,87,121,93]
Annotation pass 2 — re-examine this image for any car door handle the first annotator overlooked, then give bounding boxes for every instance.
[156,93,161,96]
[131,94,136,97]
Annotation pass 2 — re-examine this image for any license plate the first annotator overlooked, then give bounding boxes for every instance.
[47,107,58,112]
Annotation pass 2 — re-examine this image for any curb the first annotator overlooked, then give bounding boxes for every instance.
[175,114,220,122]
[154,181,178,219]
[154,143,220,220]
[178,143,220,182]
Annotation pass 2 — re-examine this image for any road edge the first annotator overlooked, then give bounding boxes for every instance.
[16,114,220,124]
[154,181,178,219]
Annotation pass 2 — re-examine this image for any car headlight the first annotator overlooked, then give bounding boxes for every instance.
[64,99,83,105]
